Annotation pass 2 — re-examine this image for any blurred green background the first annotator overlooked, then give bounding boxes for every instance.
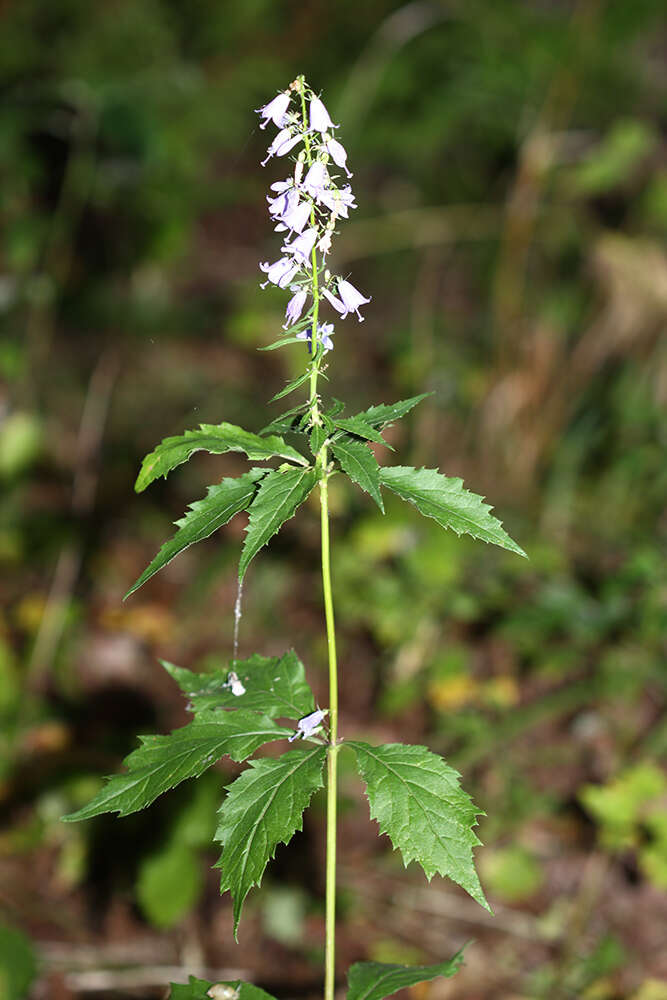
[1,1,666,998]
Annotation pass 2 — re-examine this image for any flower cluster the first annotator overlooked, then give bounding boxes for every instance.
[256,80,371,355]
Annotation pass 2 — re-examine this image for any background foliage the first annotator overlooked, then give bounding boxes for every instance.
[1,1,666,997]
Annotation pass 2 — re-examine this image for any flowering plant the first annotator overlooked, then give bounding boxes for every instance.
[63,76,525,1000]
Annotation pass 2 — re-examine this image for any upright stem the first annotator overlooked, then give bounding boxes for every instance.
[297,74,339,1000]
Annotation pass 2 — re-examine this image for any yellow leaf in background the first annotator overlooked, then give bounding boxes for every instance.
[14,593,47,633]
[427,674,479,711]
[100,603,174,644]
[483,676,519,708]
[632,981,667,1000]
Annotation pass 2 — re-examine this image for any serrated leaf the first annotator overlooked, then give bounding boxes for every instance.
[62,711,292,822]
[163,650,316,720]
[357,393,431,428]
[135,423,308,491]
[259,403,308,437]
[347,950,466,1000]
[258,336,305,351]
[379,466,526,557]
[125,471,265,599]
[270,369,316,402]
[167,977,214,1000]
[215,747,326,935]
[349,741,490,911]
[310,424,328,456]
[239,466,318,580]
[331,436,384,512]
[333,416,393,448]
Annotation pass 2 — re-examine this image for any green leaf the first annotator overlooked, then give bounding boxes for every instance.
[333,416,393,448]
[239,466,318,580]
[310,423,328,456]
[258,336,306,351]
[169,979,278,1000]
[349,741,490,911]
[379,466,526,557]
[356,393,431,428]
[347,950,466,1000]
[0,923,37,1000]
[216,747,326,936]
[259,403,308,437]
[163,650,316,720]
[270,369,316,402]
[125,471,265,599]
[135,422,308,491]
[136,841,203,929]
[62,711,293,821]
[331,436,384,512]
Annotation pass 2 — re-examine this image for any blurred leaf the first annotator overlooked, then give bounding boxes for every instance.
[0,413,42,479]
[480,845,544,903]
[260,886,307,947]
[580,761,666,850]
[0,924,37,1000]
[137,841,203,928]
[568,120,657,195]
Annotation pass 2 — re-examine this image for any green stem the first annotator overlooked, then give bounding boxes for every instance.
[320,469,339,1000]
[298,74,339,1000]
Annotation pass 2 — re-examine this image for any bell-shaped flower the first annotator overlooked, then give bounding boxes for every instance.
[267,187,297,219]
[337,278,371,321]
[270,180,292,192]
[318,185,357,218]
[283,288,308,329]
[283,227,318,262]
[325,137,352,177]
[295,323,335,355]
[303,161,330,199]
[280,198,311,235]
[309,97,337,133]
[261,128,302,166]
[256,92,290,129]
[259,256,300,289]
[317,231,332,258]
[322,287,345,315]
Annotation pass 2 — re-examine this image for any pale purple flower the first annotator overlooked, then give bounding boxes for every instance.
[279,198,311,235]
[303,161,330,199]
[325,137,352,177]
[318,184,356,217]
[295,323,335,355]
[270,180,292,192]
[283,227,318,262]
[256,92,290,129]
[309,97,337,133]
[261,128,302,166]
[267,187,297,219]
[322,287,344,314]
[259,256,300,289]
[317,231,332,258]
[283,288,307,329]
[337,279,371,321]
